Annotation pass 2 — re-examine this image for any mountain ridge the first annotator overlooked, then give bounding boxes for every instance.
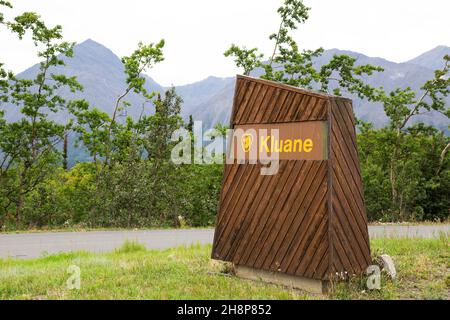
[3,39,450,132]
[406,45,450,70]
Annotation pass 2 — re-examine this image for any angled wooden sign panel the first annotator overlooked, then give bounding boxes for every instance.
[212,75,371,288]
[232,121,328,161]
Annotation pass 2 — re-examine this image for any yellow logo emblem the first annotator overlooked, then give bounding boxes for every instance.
[241,134,253,153]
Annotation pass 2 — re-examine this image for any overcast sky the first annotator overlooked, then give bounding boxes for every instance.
[0,0,449,86]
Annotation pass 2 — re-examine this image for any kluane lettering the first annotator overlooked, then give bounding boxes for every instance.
[231,121,327,164]
[259,135,314,153]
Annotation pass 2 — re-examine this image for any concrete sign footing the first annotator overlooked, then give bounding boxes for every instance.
[235,265,329,295]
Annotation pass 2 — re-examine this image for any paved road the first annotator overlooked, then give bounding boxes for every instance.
[0,225,448,259]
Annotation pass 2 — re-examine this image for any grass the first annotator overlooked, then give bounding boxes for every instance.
[330,234,449,299]
[0,237,448,300]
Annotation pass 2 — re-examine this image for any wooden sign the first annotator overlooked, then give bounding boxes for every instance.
[212,75,371,292]
[231,121,328,161]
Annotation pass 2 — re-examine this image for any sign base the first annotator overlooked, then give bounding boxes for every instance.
[234,265,329,294]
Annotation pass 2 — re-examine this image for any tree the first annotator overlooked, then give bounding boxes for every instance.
[0,0,13,144]
[374,56,450,219]
[70,42,193,227]
[72,41,165,172]
[85,87,185,228]
[139,88,184,223]
[225,0,450,222]
[358,121,450,221]
[224,0,383,100]
[224,45,263,76]
[0,9,84,224]
[141,88,183,161]
[186,114,194,133]
[0,0,11,25]
[62,133,68,170]
[104,40,165,166]
[71,104,109,174]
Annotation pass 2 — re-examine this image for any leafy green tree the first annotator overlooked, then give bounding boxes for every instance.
[141,88,183,161]
[0,0,13,152]
[358,122,450,221]
[104,40,165,166]
[186,114,194,133]
[224,45,263,76]
[225,0,383,100]
[62,133,68,170]
[0,10,84,224]
[357,54,450,221]
[374,56,450,218]
[139,88,184,223]
[225,0,450,222]
[71,104,109,174]
[89,88,184,227]
[0,0,11,24]
[177,163,223,226]
[72,41,165,171]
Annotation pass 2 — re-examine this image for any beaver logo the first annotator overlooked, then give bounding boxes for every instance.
[241,133,253,153]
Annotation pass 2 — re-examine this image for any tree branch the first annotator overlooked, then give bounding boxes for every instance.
[437,142,450,175]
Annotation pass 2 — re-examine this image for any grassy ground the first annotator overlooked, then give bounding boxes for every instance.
[0,237,448,300]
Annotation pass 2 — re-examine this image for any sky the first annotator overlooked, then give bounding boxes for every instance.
[0,0,449,86]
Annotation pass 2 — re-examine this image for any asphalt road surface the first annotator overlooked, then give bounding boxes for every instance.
[0,225,448,259]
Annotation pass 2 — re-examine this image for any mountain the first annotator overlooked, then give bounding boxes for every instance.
[176,77,235,128]
[406,45,449,70]
[4,39,163,123]
[3,40,450,134]
[312,48,450,129]
[180,46,450,131]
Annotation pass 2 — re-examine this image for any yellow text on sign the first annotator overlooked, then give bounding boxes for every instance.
[258,136,313,153]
